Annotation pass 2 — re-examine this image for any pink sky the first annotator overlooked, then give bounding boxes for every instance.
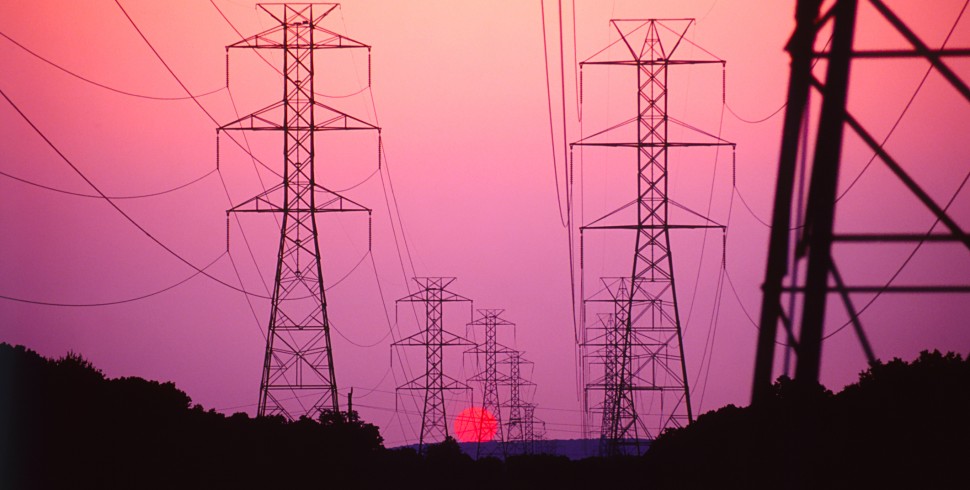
[1,0,968,446]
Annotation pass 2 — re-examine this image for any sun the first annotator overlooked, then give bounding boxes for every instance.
[453,406,498,443]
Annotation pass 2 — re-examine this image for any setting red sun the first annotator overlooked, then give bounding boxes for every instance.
[454,407,498,443]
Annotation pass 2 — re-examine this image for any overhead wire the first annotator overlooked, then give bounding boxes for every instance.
[0,167,217,200]
[0,252,226,307]
[0,85,274,299]
[822,165,970,342]
[558,0,582,354]
[209,0,372,100]
[724,35,832,125]
[0,30,225,101]
[835,0,967,203]
[333,9,423,443]
[817,0,970,342]
[540,0,569,228]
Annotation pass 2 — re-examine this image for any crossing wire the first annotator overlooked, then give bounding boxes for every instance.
[0,168,217,200]
[0,30,225,101]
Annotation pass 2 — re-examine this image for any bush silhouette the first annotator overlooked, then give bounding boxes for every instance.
[4,342,968,489]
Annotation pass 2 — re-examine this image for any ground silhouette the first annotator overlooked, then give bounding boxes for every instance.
[2,342,967,488]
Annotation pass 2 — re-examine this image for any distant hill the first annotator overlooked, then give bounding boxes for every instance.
[395,438,650,460]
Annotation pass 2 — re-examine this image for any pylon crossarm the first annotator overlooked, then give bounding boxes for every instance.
[312,101,379,130]
[573,141,734,148]
[813,48,970,59]
[226,24,289,49]
[311,183,371,212]
[581,59,723,67]
[668,116,735,144]
[228,183,285,213]
[390,329,426,347]
[227,21,369,51]
[396,291,472,304]
[256,3,339,28]
[217,100,378,132]
[218,101,286,131]
[583,224,724,230]
[440,374,472,392]
[227,183,370,214]
[440,331,476,346]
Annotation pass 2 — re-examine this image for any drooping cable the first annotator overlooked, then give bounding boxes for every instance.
[0,30,225,101]
[540,0,568,227]
[0,252,225,307]
[0,85,273,299]
[0,167,217,200]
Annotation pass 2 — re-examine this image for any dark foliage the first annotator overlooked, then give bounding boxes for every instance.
[3,343,968,489]
[643,350,970,489]
[0,343,385,489]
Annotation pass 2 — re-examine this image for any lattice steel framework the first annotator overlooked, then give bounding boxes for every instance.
[393,277,473,451]
[575,19,732,455]
[467,309,514,456]
[500,350,538,455]
[753,0,970,402]
[219,3,378,419]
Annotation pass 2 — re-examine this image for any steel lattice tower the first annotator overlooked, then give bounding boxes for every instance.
[467,309,514,456]
[575,19,732,455]
[393,277,474,451]
[753,0,970,402]
[501,350,537,455]
[219,3,378,419]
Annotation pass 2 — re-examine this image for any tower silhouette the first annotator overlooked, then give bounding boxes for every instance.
[219,3,378,419]
[575,19,732,455]
[467,309,514,455]
[393,277,474,451]
[501,349,538,455]
[752,0,970,402]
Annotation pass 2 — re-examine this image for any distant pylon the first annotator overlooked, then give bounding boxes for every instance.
[575,18,732,455]
[393,277,474,451]
[467,309,514,456]
[501,350,537,455]
[753,0,970,403]
[219,3,378,419]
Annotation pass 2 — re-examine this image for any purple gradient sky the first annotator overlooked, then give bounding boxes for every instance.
[1,0,968,446]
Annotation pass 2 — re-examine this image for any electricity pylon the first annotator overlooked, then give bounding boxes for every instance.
[467,309,514,457]
[753,0,970,402]
[393,277,474,451]
[575,18,732,455]
[501,349,537,455]
[219,3,378,419]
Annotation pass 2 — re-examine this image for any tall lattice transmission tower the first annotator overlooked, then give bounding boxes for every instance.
[753,0,970,402]
[575,19,732,455]
[467,309,514,457]
[393,277,474,451]
[219,3,378,419]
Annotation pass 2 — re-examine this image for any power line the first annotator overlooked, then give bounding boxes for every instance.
[208,0,371,100]
[540,0,568,228]
[821,165,970,342]
[0,167,217,200]
[0,30,225,101]
[114,0,281,180]
[0,252,226,307]
[0,85,273,300]
[836,0,968,203]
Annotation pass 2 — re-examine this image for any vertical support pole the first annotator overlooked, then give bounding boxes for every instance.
[796,0,858,384]
[752,0,823,404]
